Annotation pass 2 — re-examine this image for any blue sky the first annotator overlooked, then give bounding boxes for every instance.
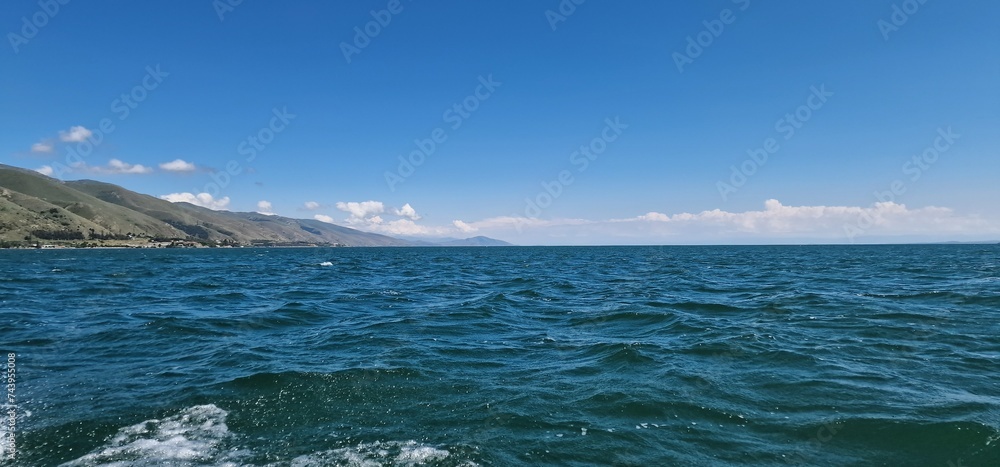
[2,0,998,244]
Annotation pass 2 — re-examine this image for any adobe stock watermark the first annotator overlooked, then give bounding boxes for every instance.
[672,0,751,73]
[7,0,71,54]
[384,74,501,192]
[195,106,295,198]
[877,0,931,41]
[212,0,245,22]
[340,0,412,64]
[3,352,15,462]
[717,84,833,201]
[781,419,842,465]
[519,117,628,222]
[48,65,170,178]
[544,0,586,31]
[842,126,959,241]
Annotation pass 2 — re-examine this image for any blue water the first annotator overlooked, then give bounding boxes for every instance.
[1,245,998,466]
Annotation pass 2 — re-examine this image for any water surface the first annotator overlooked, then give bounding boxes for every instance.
[1,245,998,465]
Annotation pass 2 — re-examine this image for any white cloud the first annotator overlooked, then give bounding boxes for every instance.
[449,199,998,244]
[159,159,196,172]
[104,159,153,174]
[328,200,450,236]
[367,219,453,237]
[303,201,321,210]
[257,200,274,215]
[318,199,997,244]
[32,159,152,176]
[159,192,231,210]
[31,142,53,153]
[453,220,477,233]
[35,165,54,176]
[394,203,421,220]
[633,212,670,222]
[376,219,427,236]
[314,214,335,223]
[457,216,591,231]
[58,126,93,143]
[329,200,454,236]
[608,199,959,236]
[336,200,385,222]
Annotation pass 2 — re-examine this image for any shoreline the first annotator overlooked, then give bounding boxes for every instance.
[0,242,995,251]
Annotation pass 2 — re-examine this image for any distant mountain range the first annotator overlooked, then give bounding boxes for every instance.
[437,236,513,246]
[407,236,514,247]
[0,164,511,247]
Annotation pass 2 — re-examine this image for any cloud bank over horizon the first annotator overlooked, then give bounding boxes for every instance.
[153,195,999,244]
[444,199,997,244]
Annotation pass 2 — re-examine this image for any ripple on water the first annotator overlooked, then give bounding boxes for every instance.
[1,245,997,466]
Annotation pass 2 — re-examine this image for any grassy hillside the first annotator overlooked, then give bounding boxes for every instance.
[0,164,408,246]
[0,165,184,240]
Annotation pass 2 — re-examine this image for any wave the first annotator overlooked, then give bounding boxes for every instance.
[57,405,478,467]
[786,418,1000,465]
[289,441,465,467]
[568,309,678,328]
[59,405,242,466]
[858,290,973,301]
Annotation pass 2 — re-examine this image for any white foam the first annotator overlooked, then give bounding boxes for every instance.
[58,405,475,466]
[394,443,451,464]
[60,404,245,467]
[290,440,455,467]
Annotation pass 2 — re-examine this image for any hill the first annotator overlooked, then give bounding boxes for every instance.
[437,236,514,246]
[0,164,407,247]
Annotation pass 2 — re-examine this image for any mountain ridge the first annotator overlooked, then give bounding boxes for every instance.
[0,164,510,247]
